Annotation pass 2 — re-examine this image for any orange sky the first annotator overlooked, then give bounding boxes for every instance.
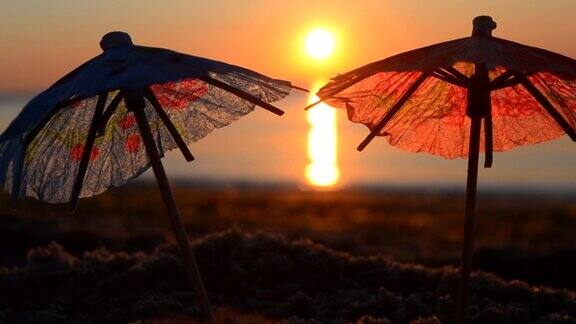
[2,1,576,93]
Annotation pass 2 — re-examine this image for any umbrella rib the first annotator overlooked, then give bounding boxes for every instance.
[516,74,576,141]
[15,96,89,203]
[291,85,309,92]
[319,77,364,99]
[306,95,351,111]
[357,72,430,151]
[199,76,285,116]
[305,99,324,111]
[442,66,469,83]
[491,70,515,84]
[69,93,109,211]
[490,77,522,91]
[24,96,83,146]
[432,70,468,88]
[96,91,125,136]
[306,71,423,111]
[490,70,521,90]
[142,87,195,162]
[305,72,383,111]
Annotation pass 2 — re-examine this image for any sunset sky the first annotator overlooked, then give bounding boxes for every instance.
[4,0,576,93]
[1,0,576,189]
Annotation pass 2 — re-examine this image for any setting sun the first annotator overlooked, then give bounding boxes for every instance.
[304,28,336,59]
[303,29,340,188]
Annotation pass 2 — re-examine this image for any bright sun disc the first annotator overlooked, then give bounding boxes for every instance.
[304,29,335,59]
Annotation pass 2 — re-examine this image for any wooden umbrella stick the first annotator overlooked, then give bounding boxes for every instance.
[357,73,429,151]
[128,93,214,323]
[199,77,285,116]
[143,88,195,162]
[69,93,109,211]
[483,112,494,168]
[457,63,490,324]
[518,75,576,141]
[457,115,482,324]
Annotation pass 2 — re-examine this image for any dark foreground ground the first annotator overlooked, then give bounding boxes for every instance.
[0,184,576,323]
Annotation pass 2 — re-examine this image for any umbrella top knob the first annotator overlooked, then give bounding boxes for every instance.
[100,31,133,51]
[472,16,496,37]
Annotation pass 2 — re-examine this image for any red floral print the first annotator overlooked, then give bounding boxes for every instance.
[492,85,541,117]
[150,79,208,110]
[124,134,142,153]
[71,100,86,109]
[70,144,100,162]
[437,82,467,126]
[118,113,136,130]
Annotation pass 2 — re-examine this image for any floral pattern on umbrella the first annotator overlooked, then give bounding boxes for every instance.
[151,79,208,110]
[0,35,295,204]
[319,64,576,160]
[9,77,287,203]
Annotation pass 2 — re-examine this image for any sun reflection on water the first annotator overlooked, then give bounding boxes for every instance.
[305,82,340,188]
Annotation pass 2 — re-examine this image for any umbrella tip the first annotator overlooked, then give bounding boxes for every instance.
[100,31,133,51]
[472,16,496,37]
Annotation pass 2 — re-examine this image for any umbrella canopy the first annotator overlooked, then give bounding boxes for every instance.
[308,16,576,324]
[0,31,296,204]
[0,31,302,322]
[312,16,576,162]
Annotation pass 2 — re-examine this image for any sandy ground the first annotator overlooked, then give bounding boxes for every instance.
[1,185,576,323]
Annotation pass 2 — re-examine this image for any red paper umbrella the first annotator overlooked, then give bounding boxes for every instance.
[1,32,305,322]
[308,16,576,323]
